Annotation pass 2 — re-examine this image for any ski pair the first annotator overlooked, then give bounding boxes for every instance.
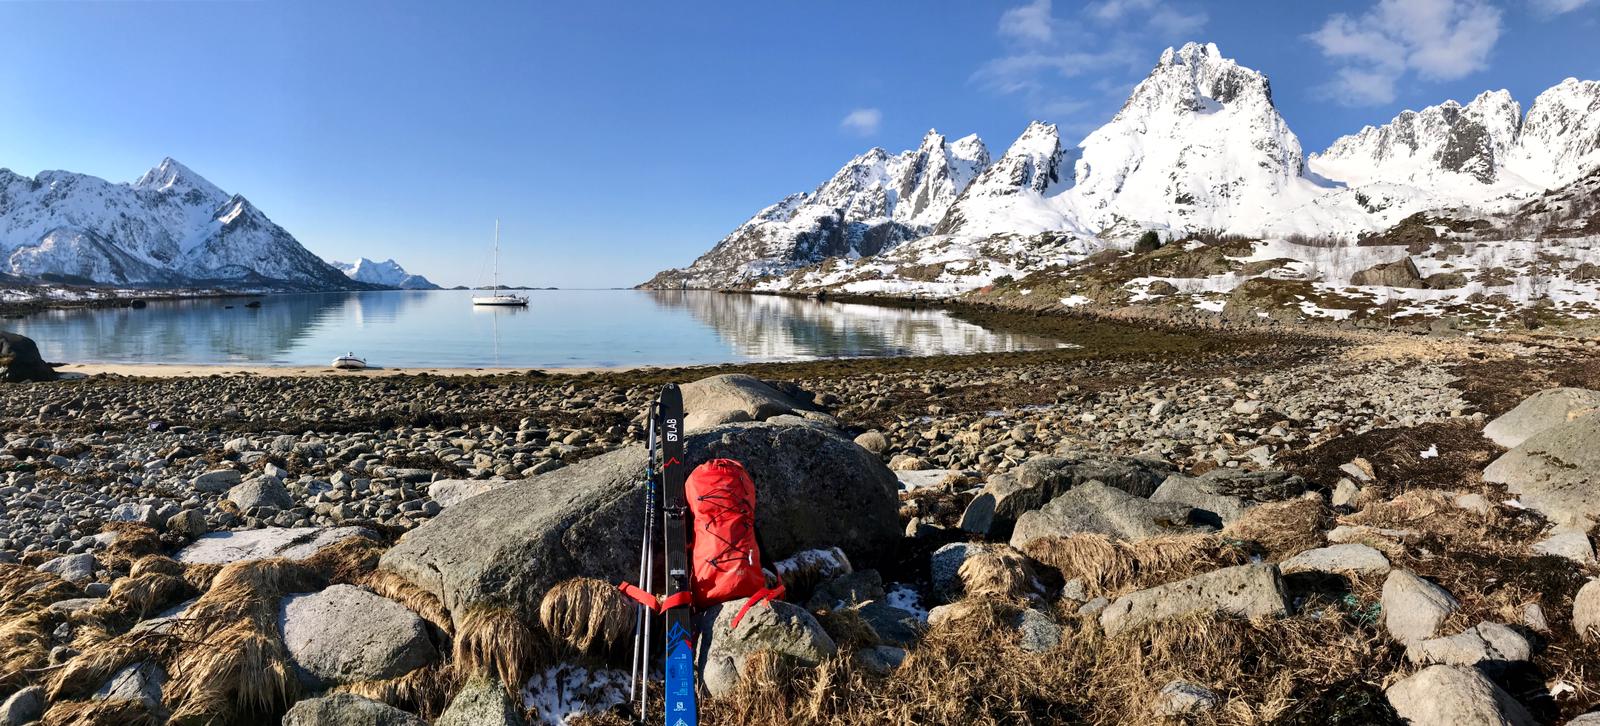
[626,384,697,726]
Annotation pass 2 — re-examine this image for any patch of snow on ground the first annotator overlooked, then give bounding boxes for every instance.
[886,584,929,623]
[1193,299,1227,312]
[523,664,629,726]
[1059,294,1091,307]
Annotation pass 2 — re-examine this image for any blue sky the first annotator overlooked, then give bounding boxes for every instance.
[1,1,1595,288]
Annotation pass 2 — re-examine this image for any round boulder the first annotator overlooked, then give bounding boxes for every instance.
[0,331,57,383]
[278,584,438,687]
[698,596,837,697]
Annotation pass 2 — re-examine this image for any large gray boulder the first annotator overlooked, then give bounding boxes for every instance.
[1574,578,1600,640]
[428,479,512,509]
[0,331,57,382]
[1484,414,1600,526]
[1099,564,1289,637]
[1382,570,1459,645]
[193,468,243,492]
[434,676,526,726]
[1149,469,1305,527]
[1384,664,1535,726]
[1010,481,1209,549]
[379,422,900,625]
[960,455,1175,537]
[176,526,374,565]
[278,584,437,687]
[1483,387,1600,448]
[681,374,807,432]
[698,597,836,697]
[282,693,426,726]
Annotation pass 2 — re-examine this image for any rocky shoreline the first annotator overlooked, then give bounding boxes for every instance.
[2,315,1600,724]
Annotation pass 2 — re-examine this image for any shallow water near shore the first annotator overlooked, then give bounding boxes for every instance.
[9,289,1068,368]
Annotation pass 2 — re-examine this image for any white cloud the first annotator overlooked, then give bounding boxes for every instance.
[1309,0,1503,106]
[1530,0,1593,14]
[999,0,1054,45]
[976,0,1207,124]
[839,108,882,136]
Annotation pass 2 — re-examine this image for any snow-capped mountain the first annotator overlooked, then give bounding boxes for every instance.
[1310,91,1524,187]
[0,158,360,289]
[644,42,1600,301]
[331,257,439,289]
[645,130,989,288]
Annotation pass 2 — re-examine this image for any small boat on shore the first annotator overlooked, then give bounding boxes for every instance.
[331,353,367,370]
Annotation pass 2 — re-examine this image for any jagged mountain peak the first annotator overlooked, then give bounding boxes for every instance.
[1127,42,1275,118]
[132,157,226,200]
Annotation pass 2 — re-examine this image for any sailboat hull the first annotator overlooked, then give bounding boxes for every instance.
[472,295,528,306]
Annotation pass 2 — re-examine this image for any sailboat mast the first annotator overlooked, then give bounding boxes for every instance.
[493,219,500,292]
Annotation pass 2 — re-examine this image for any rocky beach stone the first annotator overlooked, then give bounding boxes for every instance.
[92,661,165,712]
[1533,527,1595,565]
[1482,387,1600,448]
[38,552,98,584]
[193,468,243,492]
[1382,570,1459,645]
[379,421,900,624]
[681,374,806,431]
[960,454,1174,537]
[1279,543,1391,576]
[279,584,437,687]
[0,686,44,726]
[435,676,526,726]
[699,597,836,697]
[282,693,426,726]
[1099,564,1289,637]
[175,526,374,565]
[226,477,293,511]
[1574,579,1600,640]
[1149,469,1305,527]
[1158,680,1218,716]
[0,331,57,382]
[1407,622,1532,668]
[1483,414,1600,526]
[1384,664,1535,726]
[1010,481,1208,548]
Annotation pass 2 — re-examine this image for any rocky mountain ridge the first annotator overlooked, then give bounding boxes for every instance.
[331,257,439,290]
[0,158,372,290]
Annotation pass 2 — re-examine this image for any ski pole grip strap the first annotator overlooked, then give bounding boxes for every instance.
[730,584,785,629]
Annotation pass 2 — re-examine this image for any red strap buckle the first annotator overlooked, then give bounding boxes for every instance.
[618,583,695,614]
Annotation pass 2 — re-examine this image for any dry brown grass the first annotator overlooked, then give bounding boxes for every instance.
[691,601,1399,726]
[337,661,461,720]
[47,630,176,700]
[97,522,162,570]
[1222,496,1330,561]
[41,698,160,726]
[814,606,885,649]
[0,611,54,690]
[108,572,189,618]
[301,535,386,585]
[128,555,185,579]
[956,545,1042,601]
[453,603,549,690]
[1023,533,1252,599]
[539,577,631,657]
[163,557,321,723]
[0,564,77,616]
[362,569,454,636]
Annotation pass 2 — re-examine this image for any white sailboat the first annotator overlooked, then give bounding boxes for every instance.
[472,219,529,306]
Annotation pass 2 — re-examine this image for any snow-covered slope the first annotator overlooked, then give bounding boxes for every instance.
[935,121,1079,237]
[0,158,358,289]
[645,130,990,288]
[1311,91,1525,188]
[1511,78,1600,189]
[332,257,439,289]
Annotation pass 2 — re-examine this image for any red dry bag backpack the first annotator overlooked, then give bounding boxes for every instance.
[685,459,782,621]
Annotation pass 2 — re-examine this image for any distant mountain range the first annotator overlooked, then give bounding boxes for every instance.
[0,158,427,291]
[643,42,1600,308]
[330,257,439,289]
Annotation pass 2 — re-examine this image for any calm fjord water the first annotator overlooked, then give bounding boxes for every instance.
[11,290,1065,368]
